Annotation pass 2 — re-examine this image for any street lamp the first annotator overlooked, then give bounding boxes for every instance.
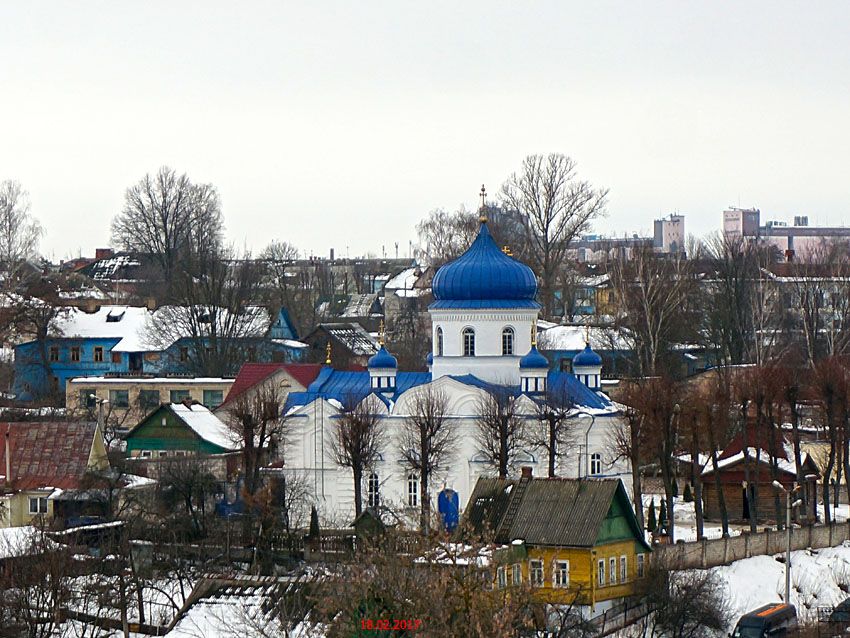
[575,411,596,478]
[88,394,109,431]
[772,480,803,605]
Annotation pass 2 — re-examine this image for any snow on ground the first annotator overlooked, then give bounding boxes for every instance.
[642,494,746,543]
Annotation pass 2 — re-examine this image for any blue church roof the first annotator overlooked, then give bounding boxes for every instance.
[572,343,602,367]
[282,368,613,414]
[430,220,540,310]
[368,345,398,369]
[519,345,549,369]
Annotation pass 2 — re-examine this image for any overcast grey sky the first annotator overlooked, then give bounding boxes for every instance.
[3,1,850,261]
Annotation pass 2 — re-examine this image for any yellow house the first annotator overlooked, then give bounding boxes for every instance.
[465,471,651,610]
[0,421,109,528]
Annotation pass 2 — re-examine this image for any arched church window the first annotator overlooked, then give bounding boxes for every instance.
[462,327,475,357]
[590,453,602,476]
[407,474,418,507]
[436,327,444,356]
[367,472,380,509]
[501,327,515,355]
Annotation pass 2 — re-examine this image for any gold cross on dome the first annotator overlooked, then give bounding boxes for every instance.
[480,184,487,209]
[502,245,513,256]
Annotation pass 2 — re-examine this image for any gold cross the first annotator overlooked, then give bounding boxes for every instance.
[480,184,487,209]
[502,245,512,256]
[325,342,332,365]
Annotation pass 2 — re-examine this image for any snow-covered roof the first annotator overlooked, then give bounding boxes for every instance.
[68,376,234,385]
[538,325,631,351]
[384,266,421,291]
[169,403,238,451]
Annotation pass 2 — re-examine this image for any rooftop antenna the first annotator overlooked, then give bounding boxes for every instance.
[479,184,488,223]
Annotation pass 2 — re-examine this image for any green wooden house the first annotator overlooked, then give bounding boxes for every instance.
[124,402,238,459]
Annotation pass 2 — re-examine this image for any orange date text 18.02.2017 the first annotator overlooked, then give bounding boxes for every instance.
[360,619,422,631]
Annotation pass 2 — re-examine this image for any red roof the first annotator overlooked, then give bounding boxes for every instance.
[0,422,100,491]
[220,363,322,408]
[719,427,789,461]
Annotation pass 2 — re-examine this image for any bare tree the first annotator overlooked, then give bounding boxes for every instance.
[474,386,524,479]
[0,180,42,272]
[111,166,224,286]
[398,385,457,533]
[330,395,385,517]
[609,246,695,377]
[500,153,607,318]
[527,382,577,478]
[415,206,478,267]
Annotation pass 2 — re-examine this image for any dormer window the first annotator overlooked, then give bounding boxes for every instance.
[501,327,514,355]
[462,327,475,357]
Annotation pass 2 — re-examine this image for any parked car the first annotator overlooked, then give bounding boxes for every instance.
[730,603,798,638]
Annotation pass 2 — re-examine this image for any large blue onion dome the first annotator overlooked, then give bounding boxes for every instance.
[430,220,539,309]
[572,343,602,367]
[368,345,398,369]
[519,345,549,369]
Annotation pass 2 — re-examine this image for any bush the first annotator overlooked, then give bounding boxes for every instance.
[683,483,693,503]
[647,497,657,532]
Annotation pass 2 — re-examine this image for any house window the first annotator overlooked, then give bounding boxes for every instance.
[138,390,161,411]
[620,555,627,583]
[79,390,96,409]
[554,560,570,587]
[170,389,191,403]
[93,346,104,362]
[501,327,514,355]
[179,346,189,362]
[49,346,59,362]
[175,451,185,457]
[529,559,544,587]
[407,474,418,508]
[637,554,645,578]
[109,389,129,408]
[203,390,224,409]
[609,557,617,584]
[590,453,602,476]
[71,346,81,362]
[511,563,522,586]
[497,566,506,589]
[462,327,475,357]
[367,472,380,509]
[29,497,48,514]
[436,327,443,357]
[111,351,122,364]
[597,559,605,586]
[140,450,152,459]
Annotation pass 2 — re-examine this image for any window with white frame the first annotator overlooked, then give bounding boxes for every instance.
[141,450,152,459]
[590,452,602,476]
[497,566,506,589]
[529,559,544,587]
[28,497,48,515]
[501,327,514,355]
[367,472,380,509]
[511,563,522,586]
[407,474,418,507]
[436,327,443,357]
[554,560,570,587]
[462,327,475,357]
[637,553,645,578]
[620,555,627,582]
[597,559,605,586]
[609,557,617,584]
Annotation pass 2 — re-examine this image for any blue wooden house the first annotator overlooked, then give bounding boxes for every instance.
[13,305,305,401]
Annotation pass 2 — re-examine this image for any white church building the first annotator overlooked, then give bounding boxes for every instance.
[282,213,628,525]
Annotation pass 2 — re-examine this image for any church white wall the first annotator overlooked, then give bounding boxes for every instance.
[430,308,538,384]
[282,382,633,526]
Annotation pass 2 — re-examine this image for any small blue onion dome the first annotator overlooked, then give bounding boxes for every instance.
[572,343,602,367]
[519,345,549,369]
[426,352,433,366]
[431,221,537,302]
[368,345,398,369]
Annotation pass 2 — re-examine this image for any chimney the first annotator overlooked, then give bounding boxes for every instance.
[95,248,114,260]
[521,466,533,479]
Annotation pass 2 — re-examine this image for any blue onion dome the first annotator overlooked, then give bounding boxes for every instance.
[426,351,433,366]
[519,345,549,369]
[431,220,538,305]
[368,345,398,369]
[573,343,602,367]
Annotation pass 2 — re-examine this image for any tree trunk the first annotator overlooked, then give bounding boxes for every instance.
[691,433,704,541]
[420,469,430,535]
[353,466,363,517]
[548,420,557,478]
[499,419,509,479]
